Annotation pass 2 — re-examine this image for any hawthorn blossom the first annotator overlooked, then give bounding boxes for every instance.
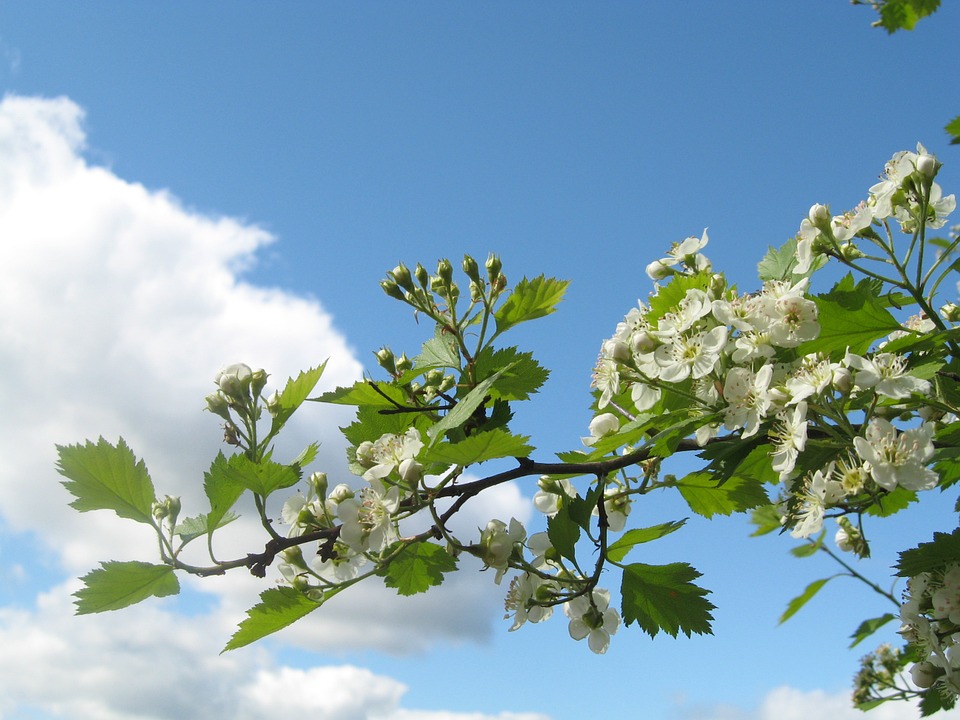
[479,518,526,583]
[337,479,401,553]
[653,325,727,383]
[770,401,808,479]
[844,351,930,399]
[564,588,620,654]
[355,427,424,481]
[722,365,774,438]
[790,463,842,539]
[582,412,620,446]
[593,485,631,532]
[533,477,574,516]
[504,572,557,630]
[852,418,937,492]
[646,229,711,280]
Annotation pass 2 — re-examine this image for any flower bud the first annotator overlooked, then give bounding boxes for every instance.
[469,280,483,302]
[380,279,405,300]
[205,392,232,421]
[250,368,268,400]
[391,263,415,292]
[832,367,853,394]
[355,441,376,467]
[309,471,328,499]
[808,203,831,231]
[376,347,397,374]
[414,263,430,288]
[485,253,502,283]
[398,458,423,486]
[438,374,456,393]
[910,662,939,689]
[327,483,355,504]
[588,413,620,439]
[916,153,938,180]
[839,242,864,261]
[437,258,454,284]
[602,338,630,362]
[216,363,253,402]
[645,260,671,281]
[395,352,413,374]
[631,330,657,354]
[942,303,960,322]
[462,255,481,283]
[265,390,281,416]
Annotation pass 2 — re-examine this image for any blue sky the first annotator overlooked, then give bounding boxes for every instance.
[2,3,960,719]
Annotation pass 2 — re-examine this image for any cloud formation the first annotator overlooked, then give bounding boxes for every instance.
[0,94,538,719]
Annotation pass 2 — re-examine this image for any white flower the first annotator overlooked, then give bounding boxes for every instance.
[770,401,808,479]
[479,518,526,584]
[358,428,424,481]
[646,230,710,280]
[337,480,401,553]
[504,572,557,630]
[592,356,621,410]
[852,418,937,492]
[309,542,369,583]
[593,485,631,532]
[564,588,620,654]
[845,351,930,399]
[582,413,621,447]
[790,463,842,539]
[654,325,727,383]
[722,365,774,438]
[533,477,574,516]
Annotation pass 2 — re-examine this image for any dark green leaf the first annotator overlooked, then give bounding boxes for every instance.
[493,275,570,336]
[423,428,533,465]
[607,520,687,563]
[849,614,896,648]
[676,472,769,518]
[270,364,326,433]
[864,485,917,517]
[381,542,457,596]
[223,586,321,652]
[547,507,581,565]
[473,346,549,401]
[780,576,834,623]
[57,437,157,524]
[74,561,179,614]
[897,528,960,577]
[427,364,513,444]
[620,562,714,638]
[204,451,246,535]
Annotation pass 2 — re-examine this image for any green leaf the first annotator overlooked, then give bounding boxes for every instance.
[620,562,715,638]
[204,451,246,535]
[779,576,834,623]
[873,0,940,32]
[757,236,827,281]
[427,364,513,444]
[849,614,896,648]
[799,275,902,357]
[174,512,238,544]
[864,485,917,517]
[947,115,960,145]
[750,504,782,536]
[676,472,769,518]
[221,453,300,497]
[547,506,581,564]
[312,380,407,408]
[493,275,570,336]
[381,542,457,596]
[607,520,687,563]
[223,586,322,652]
[897,528,960,577]
[473,347,550,401]
[646,273,712,324]
[57,437,157,524]
[269,363,326,434]
[412,330,461,374]
[423,428,533,465]
[790,530,825,558]
[74,561,179,614]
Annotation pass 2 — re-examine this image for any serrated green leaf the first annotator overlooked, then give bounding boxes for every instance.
[547,507,581,564]
[57,437,157,524]
[74,561,179,614]
[312,380,407,408]
[948,115,960,145]
[646,273,712,324]
[757,236,827,281]
[620,562,715,638]
[473,346,549,401]
[413,331,461,374]
[607,520,687,563]
[676,472,769,518]
[424,429,532,465]
[381,542,457,596]
[493,276,570,336]
[269,363,326,434]
[779,576,834,623]
[204,451,246,536]
[897,528,960,577]
[221,453,300,497]
[293,442,320,469]
[427,364,513,444]
[750,503,782,536]
[849,614,896,648]
[174,512,239,544]
[864,485,917,517]
[799,275,902,357]
[223,586,321,652]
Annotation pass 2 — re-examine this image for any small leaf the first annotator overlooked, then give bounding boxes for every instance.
[57,437,157,524]
[412,331,461,374]
[849,614,896,648]
[204,451,246,535]
[74,561,179,614]
[473,347,549,401]
[312,380,406,408]
[547,507,581,565]
[947,115,960,145]
[427,364,513,444]
[221,454,300,497]
[381,542,457,596]
[174,512,238,544]
[269,363,326,433]
[607,520,687,563]
[423,428,533,465]
[780,576,834,623]
[790,530,825,558]
[620,562,715,638]
[676,472,768,518]
[223,587,322,652]
[493,276,570,336]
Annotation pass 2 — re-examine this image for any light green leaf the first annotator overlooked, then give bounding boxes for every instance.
[849,614,896,648]
[948,115,960,145]
[269,363,326,433]
[676,471,768,518]
[757,236,826,281]
[427,364,513,444]
[204,451,246,535]
[174,512,239,544]
[620,562,715,638]
[223,586,322,652]
[221,454,300,497]
[57,437,157,524]
[493,276,570,336]
[607,520,687,563]
[413,331,461,374]
[473,346,549,401]
[312,380,407,408]
[423,428,533,465]
[74,561,179,614]
[897,528,960,577]
[799,275,902,357]
[780,576,835,623]
[381,542,458,596]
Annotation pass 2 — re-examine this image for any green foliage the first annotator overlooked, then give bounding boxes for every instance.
[74,561,179,614]
[675,472,769,519]
[57,437,157,524]
[606,520,687,563]
[849,614,896,648]
[424,428,533,466]
[473,346,549,401]
[203,451,246,537]
[493,275,570,336]
[897,528,960,577]
[947,115,960,145]
[547,506,582,565]
[426,364,513,444]
[380,542,458,596]
[620,562,715,638]
[268,363,326,433]
[224,586,322,652]
[867,0,941,32]
[802,275,902,357]
[779,576,835,624]
[174,512,238,544]
[219,453,301,497]
[313,380,407,407]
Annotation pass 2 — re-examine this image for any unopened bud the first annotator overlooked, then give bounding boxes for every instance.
[398,458,423,486]
[205,392,232,421]
[808,203,831,230]
[485,254,502,283]
[216,363,253,401]
[376,347,397,374]
[839,242,864,261]
[462,255,481,283]
[380,279,405,300]
[438,374,456,393]
[395,352,413,374]
[250,368,268,399]
[942,303,960,322]
[265,390,281,415]
[309,471,328,499]
[414,263,430,288]
[437,258,454,284]
[645,260,671,281]
[916,154,938,180]
[391,263,415,292]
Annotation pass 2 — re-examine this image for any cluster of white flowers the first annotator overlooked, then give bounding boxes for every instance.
[899,565,960,697]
